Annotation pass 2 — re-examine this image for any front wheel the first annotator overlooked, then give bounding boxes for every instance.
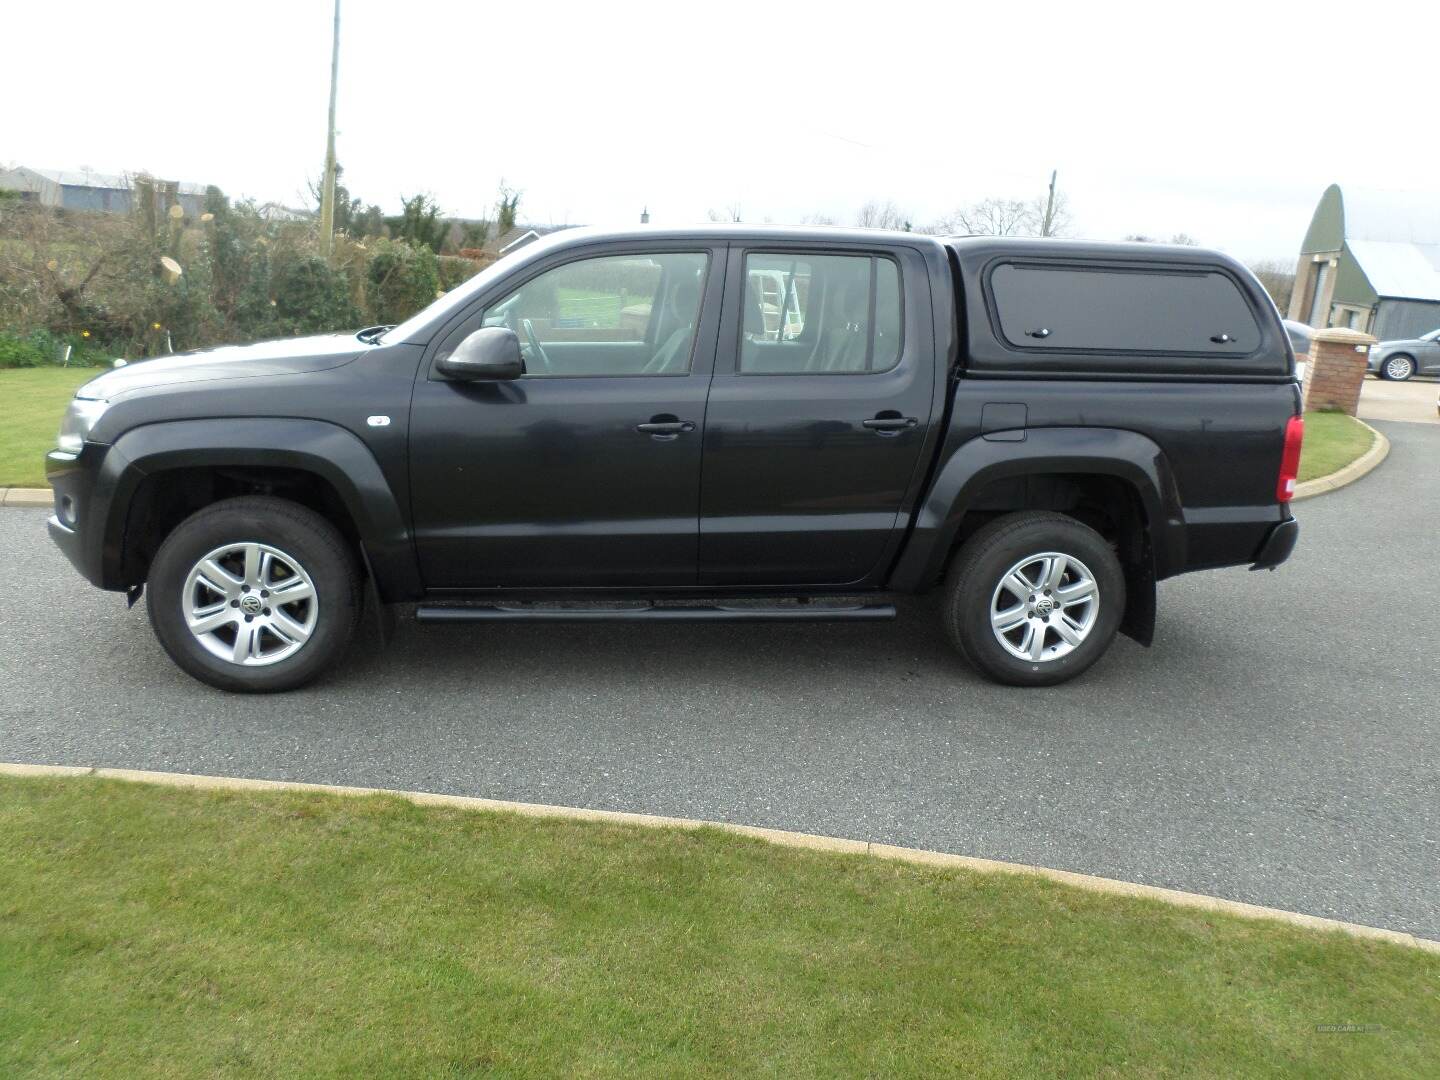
[943,511,1125,687]
[146,496,361,692]
[1382,354,1416,381]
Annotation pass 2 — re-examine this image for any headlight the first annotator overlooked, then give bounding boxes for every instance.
[56,397,110,454]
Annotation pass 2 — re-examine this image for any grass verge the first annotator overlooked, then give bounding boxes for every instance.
[1298,410,1375,485]
[0,367,103,487]
[2,776,1436,1077]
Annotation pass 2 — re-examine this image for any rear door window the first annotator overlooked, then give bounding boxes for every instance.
[739,253,902,374]
[989,264,1260,354]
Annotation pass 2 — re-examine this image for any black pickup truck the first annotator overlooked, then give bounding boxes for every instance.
[46,226,1302,692]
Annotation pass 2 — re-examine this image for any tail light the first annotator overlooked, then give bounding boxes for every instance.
[1276,414,1304,502]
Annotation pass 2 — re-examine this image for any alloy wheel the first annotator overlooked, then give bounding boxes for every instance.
[1384,356,1414,380]
[181,542,319,666]
[989,551,1100,662]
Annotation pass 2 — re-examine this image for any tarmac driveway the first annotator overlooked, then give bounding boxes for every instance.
[0,420,1436,939]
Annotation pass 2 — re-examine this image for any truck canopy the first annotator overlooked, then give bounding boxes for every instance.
[947,237,1291,381]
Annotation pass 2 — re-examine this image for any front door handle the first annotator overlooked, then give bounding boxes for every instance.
[862,415,918,433]
[636,416,695,438]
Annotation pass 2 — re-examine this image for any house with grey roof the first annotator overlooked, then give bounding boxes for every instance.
[489,223,575,255]
[1288,183,1440,339]
[0,166,209,218]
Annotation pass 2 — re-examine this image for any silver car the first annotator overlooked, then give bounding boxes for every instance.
[1368,328,1440,380]
[1282,319,1313,358]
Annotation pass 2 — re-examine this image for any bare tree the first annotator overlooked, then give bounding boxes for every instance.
[854,200,909,231]
[1247,258,1296,309]
[706,203,743,223]
[1125,233,1198,246]
[931,172,1074,238]
[800,212,839,226]
[937,198,1035,236]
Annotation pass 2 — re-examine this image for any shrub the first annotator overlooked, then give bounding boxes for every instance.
[0,329,110,368]
[0,331,48,367]
[228,229,362,341]
[0,197,470,355]
[385,194,448,254]
[365,239,441,325]
[438,255,485,293]
[272,256,360,336]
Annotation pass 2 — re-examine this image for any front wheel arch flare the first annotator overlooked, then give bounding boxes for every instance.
[102,417,420,601]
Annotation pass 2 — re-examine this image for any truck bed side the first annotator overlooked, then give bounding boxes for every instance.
[890,237,1300,605]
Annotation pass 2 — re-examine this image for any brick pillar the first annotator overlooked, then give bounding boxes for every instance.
[1302,327,1374,415]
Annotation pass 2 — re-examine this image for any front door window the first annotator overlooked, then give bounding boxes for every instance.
[475,252,709,377]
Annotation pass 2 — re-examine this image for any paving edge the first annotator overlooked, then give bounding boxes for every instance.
[3,761,1436,954]
[1292,418,1390,501]
[1,486,51,507]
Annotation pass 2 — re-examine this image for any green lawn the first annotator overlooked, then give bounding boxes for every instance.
[1298,410,1375,485]
[2,777,1435,1078]
[0,367,103,487]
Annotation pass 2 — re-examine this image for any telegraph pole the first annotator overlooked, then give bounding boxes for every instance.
[1040,169,1058,237]
[318,0,341,257]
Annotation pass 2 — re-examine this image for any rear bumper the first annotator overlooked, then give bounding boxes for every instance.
[1249,516,1298,571]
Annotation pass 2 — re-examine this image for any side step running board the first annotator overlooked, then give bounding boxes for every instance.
[415,603,897,624]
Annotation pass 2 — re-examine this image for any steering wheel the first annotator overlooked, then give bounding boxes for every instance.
[521,318,553,374]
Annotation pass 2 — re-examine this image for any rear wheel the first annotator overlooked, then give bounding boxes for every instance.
[943,511,1124,687]
[1382,354,1415,381]
[146,496,360,692]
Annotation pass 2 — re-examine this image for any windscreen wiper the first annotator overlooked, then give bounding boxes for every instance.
[356,325,394,344]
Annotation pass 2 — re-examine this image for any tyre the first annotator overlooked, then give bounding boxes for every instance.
[1381,354,1415,381]
[943,511,1125,687]
[146,496,361,692]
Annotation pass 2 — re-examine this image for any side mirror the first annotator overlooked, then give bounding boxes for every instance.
[437,327,524,380]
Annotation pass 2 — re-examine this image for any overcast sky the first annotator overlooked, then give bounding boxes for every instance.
[4,0,1436,261]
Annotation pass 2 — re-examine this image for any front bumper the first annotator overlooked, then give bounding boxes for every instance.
[1249,516,1299,571]
[46,509,89,581]
[45,442,121,590]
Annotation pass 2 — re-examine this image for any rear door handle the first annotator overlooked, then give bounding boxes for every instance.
[636,418,695,437]
[862,416,918,432]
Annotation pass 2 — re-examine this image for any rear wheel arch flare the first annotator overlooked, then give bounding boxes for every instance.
[889,426,1183,595]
